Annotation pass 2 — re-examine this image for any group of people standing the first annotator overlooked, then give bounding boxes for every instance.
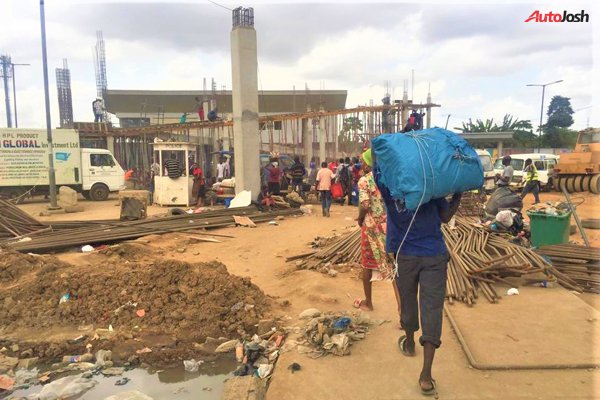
[330,148,462,396]
[315,156,363,216]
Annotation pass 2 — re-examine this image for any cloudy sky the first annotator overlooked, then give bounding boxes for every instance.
[0,0,598,131]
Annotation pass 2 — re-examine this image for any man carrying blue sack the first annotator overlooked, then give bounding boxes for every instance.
[374,162,461,397]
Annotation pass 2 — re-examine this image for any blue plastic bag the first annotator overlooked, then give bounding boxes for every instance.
[372,128,483,211]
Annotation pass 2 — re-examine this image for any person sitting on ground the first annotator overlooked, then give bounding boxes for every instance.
[520,158,541,204]
[316,161,335,217]
[354,149,397,312]
[290,156,307,196]
[496,155,513,187]
[164,153,182,179]
[375,160,462,397]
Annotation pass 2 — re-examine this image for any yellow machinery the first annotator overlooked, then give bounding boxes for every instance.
[553,128,600,193]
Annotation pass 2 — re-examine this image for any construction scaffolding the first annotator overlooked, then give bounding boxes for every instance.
[93,30,110,122]
[55,59,73,128]
[76,101,440,177]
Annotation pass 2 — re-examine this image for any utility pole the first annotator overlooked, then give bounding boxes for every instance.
[40,0,60,209]
[526,79,563,152]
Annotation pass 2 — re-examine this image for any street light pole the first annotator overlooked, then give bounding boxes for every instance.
[40,0,60,209]
[526,79,563,153]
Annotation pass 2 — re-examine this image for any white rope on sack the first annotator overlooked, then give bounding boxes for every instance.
[392,132,435,277]
[391,131,476,277]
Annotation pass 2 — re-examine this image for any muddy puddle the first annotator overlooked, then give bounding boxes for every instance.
[5,357,238,399]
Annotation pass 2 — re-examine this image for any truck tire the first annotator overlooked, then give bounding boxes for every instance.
[566,176,576,193]
[81,191,91,200]
[573,176,584,192]
[590,174,600,194]
[89,184,109,201]
[582,175,592,193]
[545,178,554,192]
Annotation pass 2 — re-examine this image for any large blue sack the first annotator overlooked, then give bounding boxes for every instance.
[372,127,483,211]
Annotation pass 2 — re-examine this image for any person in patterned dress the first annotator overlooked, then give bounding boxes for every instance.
[354,149,399,312]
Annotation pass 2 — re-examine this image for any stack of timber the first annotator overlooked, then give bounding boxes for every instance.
[289,229,360,270]
[442,217,583,305]
[537,244,600,294]
[2,206,302,253]
[0,199,50,240]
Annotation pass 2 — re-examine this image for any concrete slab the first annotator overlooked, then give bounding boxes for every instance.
[446,286,600,367]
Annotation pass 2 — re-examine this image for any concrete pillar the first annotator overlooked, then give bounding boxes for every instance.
[426,92,432,129]
[318,116,326,165]
[202,101,210,120]
[231,8,260,196]
[404,90,408,132]
[106,135,115,154]
[302,117,312,163]
[497,140,504,157]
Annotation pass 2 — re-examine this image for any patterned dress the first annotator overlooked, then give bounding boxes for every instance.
[358,172,392,280]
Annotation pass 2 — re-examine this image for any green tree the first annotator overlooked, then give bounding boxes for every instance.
[455,114,536,148]
[338,117,363,154]
[545,95,574,131]
[541,96,576,148]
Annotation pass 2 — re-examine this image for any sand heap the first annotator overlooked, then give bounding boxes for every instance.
[0,249,269,341]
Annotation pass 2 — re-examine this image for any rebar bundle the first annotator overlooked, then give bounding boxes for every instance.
[3,206,302,253]
[289,229,361,270]
[536,244,600,294]
[0,199,49,240]
[443,217,583,305]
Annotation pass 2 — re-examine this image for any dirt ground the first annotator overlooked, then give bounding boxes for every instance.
[6,191,600,399]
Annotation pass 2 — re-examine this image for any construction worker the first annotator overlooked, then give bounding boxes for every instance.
[520,158,540,204]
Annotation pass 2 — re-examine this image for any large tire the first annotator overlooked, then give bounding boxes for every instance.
[582,175,592,193]
[590,174,600,194]
[566,176,576,193]
[573,176,584,192]
[89,183,109,201]
[557,176,568,193]
[81,190,91,200]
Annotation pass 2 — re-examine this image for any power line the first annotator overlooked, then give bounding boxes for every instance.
[207,0,232,11]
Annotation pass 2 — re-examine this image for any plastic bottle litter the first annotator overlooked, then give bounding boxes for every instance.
[62,354,93,364]
[58,294,70,304]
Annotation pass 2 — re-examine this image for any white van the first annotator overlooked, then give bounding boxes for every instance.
[493,153,559,190]
[476,150,495,191]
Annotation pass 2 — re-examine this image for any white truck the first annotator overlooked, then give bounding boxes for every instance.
[0,128,124,202]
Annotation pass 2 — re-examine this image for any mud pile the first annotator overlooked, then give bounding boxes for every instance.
[0,256,270,341]
[0,247,68,283]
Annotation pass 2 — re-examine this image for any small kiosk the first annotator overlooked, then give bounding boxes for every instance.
[152,142,196,206]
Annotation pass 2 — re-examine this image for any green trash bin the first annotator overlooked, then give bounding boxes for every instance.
[527,211,571,248]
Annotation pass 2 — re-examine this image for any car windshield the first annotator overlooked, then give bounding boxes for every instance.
[494,158,524,171]
[479,155,493,172]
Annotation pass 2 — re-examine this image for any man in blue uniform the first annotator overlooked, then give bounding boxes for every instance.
[375,164,461,396]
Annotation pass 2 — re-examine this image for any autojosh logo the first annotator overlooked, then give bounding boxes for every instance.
[525,10,589,22]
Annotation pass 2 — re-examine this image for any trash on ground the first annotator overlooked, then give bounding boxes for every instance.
[81,245,95,252]
[183,359,204,372]
[507,288,520,296]
[28,374,97,400]
[288,362,301,373]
